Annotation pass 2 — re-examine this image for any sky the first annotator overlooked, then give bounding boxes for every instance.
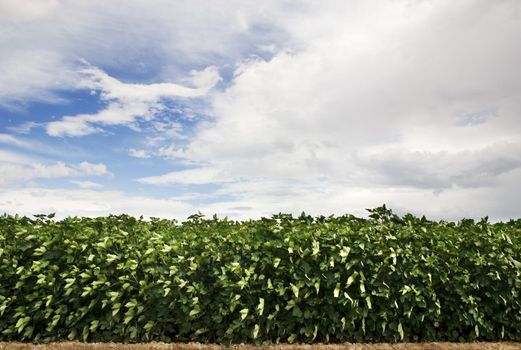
[0,0,520,221]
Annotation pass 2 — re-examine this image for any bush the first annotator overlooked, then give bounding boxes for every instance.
[1,207,520,343]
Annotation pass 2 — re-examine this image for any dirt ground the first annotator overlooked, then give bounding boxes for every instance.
[1,343,521,350]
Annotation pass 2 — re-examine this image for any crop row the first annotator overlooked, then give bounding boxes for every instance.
[1,206,521,343]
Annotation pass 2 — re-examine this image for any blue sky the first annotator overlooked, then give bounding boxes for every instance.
[1,0,521,220]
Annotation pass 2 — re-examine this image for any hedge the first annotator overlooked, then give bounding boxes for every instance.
[1,206,521,343]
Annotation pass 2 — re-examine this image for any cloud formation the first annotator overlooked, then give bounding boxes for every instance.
[70,180,103,189]
[46,66,220,137]
[0,187,193,219]
[0,147,111,186]
[2,0,521,221]
[0,0,288,108]
[138,0,521,219]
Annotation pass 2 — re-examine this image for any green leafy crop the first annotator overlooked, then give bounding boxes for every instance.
[1,206,520,343]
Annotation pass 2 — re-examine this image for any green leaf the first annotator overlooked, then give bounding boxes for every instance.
[195,328,208,335]
[124,315,133,325]
[189,307,200,317]
[257,297,265,316]
[314,280,320,294]
[15,316,30,334]
[312,240,320,256]
[252,324,260,339]
[360,282,366,294]
[112,303,121,316]
[340,246,351,261]
[240,308,249,320]
[398,322,404,340]
[144,321,155,331]
[333,283,340,298]
[511,258,521,269]
[288,333,297,343]
[290,283,299,298]
[346,272,357,287]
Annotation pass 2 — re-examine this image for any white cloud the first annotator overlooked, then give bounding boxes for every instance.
[0,149,37,165]
[137,1,521,220]
[0,0,288,107]
[7,121,41,134]
[0,160,111,187]
[357,143,521,190]
[78,66,221,102]
[0,187,194,219]
[128,148,150,159]
[70,180,103,189]
[45,66,220,137]
[0,50,76,109]
[0,133,64,156]
[0,133,79,158]
[137,167,237,185]
[75,161,110,176]
[0,133,30,148]
[3,0,521,220]
[2,171,521,221]
[0,0,59,22]
[205,168,521,222]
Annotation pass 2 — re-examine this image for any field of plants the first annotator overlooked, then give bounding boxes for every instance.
[1,206,521,344]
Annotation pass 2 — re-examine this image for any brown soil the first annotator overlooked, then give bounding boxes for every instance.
[1,343,521,350]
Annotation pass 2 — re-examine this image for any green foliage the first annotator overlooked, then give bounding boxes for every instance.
[1,207,521,343]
